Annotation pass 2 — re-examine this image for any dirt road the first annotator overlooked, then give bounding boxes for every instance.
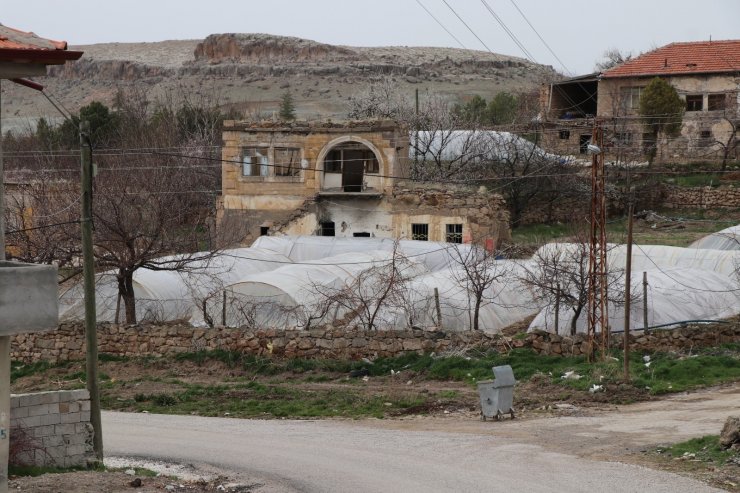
[102,384,739,492]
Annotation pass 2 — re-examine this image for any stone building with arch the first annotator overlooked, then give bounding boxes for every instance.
[217,120,510,246]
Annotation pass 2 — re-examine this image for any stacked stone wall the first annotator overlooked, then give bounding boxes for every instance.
[662,185,740,209]
[11,321,740,364]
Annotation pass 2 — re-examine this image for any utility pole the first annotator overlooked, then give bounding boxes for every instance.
[643,272,649,334]
[80,121,103,461]
[0,78,10,493]
[623,197,634,381]
[587,122,609,361]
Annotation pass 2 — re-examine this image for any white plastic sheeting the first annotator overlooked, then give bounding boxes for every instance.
[532,243,740,277]
[529,267,740,335]
[59,248,292,324]
[689,224,740,251]
[526,242,740,335]
[213,251,429,329]
[375,262,540,332]
[251,235,472,272]
[409,130,569,163]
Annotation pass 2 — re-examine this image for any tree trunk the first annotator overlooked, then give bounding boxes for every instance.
[473,295,482,331]
[570,303,584,336]
[118,271,137,324]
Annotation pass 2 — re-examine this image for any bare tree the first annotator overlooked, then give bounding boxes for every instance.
[712,115,738,171]
[313,243,414,331]
[447,241,510,331]
[519,228,625,335]
[594,48,633,72]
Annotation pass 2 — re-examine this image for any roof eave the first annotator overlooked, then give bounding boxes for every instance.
[0,48,84,64]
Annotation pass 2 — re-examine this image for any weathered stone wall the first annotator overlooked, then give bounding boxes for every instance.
[11,321,740,364]
[528,322,740,357]
[10,389,94,468]
[11,322,511,363]
[661,184,740,209]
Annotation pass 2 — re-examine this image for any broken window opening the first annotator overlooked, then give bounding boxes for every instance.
[446,224,463,244]
[260,226,270,236]
[558,130,570,140]
[411,223,429,241]
[353,232,371,238]
[619,87,643,111]
[686,94,703,112]
[274,147,301,176]
[708,94,726,111]
[319,221,335,237]
[324,144,379,174]
[579,135,591,154]
[242,148,269,177]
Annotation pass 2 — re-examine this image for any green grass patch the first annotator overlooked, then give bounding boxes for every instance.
[511,223,571,244]
[9,464,89,477]
[631,350,740,394]
[662,435,737,465]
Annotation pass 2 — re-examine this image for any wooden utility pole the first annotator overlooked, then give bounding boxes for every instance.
[80,121,103,461]
[554,284,560,335]
[623,199,634,381]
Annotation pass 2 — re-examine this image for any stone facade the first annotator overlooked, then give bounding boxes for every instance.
[11,320,739,364]
[10,389,94,468]
[217,120,510,246]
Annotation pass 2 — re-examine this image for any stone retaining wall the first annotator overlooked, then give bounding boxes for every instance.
[10,389,94,468]
[662,185,740,209]
[11,321,740,364]
[528,322,740,356]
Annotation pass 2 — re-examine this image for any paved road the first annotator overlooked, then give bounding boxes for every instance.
[103,397,730,493]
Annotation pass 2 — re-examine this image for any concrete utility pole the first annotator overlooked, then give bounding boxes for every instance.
[0,78,10,493]
[80,121,103,461]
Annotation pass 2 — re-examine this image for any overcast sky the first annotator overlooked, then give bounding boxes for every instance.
[4,0,739,74]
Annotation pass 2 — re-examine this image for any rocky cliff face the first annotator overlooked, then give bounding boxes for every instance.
[193,33,358,64]
[2,33,558,130]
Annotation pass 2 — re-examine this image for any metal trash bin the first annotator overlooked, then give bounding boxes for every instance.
[477,365,516,421]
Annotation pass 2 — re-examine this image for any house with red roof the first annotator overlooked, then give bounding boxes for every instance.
[540,40,739,164]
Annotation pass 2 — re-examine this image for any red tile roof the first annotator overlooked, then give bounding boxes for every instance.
[0,23,82,63]
[602,40,740,78]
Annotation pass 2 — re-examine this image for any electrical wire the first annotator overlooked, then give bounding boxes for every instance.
[415,0,467,50]
[441,0,496,56]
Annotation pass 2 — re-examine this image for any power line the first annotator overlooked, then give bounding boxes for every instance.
[508,0,573,75]
[479,0,536,63]
[441,0,496,56]
[415,0,467,50]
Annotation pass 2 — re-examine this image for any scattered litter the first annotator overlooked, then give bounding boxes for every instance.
[125,469,136,476]
[390,369,396,375]
[362,375,369,382]
[406,380,413,385]
[589,384,604,394]
[561,371,582,380]
[608,356,619,362]
[362,357,374,365]
[644,361,651,368]
[384,402,392,407]
[224,412,231,416]
[643,355,651,363]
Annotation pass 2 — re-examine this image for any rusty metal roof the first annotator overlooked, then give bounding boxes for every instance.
[602,40,740,78]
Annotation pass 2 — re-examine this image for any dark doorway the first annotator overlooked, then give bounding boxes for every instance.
[353,232,371,237]
[319,221,335,236]
[342,160,364,192]
[579,135,591,154]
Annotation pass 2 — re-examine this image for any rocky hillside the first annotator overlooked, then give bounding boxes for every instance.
[1,33,558,130]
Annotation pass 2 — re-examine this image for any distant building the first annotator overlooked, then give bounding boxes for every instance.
[540,40,739,164]
[217,120,510,246]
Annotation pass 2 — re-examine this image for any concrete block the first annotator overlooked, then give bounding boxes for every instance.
[12,406,29,419]
[64,433,88,445]
[55,423,77,436]
[69,389,90,401]
[66,444,86,456]
[60,412,80,424]
[41,413,61,426]
[75,422,91,434]
[19,415,44,428]
[43,435,64,447]
[32,425,55,438]
[79,411,90,423]
[10,397,19,409]
[27,404,50,417]
[79,401,91,412]
[40,392,60,404]
[68,402,80,413]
